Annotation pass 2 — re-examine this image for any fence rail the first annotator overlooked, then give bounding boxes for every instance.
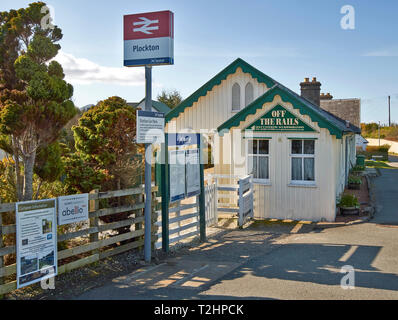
[155,196,200,250]
[0,185,158,296]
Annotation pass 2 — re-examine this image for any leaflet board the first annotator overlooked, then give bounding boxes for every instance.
[186,149,201,197]
[136,110,165,144]
[169,149,186,202]
[124,10,174,67]
[58,193,89,226]
[16,199,57,289]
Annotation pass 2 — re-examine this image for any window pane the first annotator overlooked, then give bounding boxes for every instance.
[232,83,241,111]
[259,140,269,154]
[252,156,258,178]
[304,140,315,154]
[252,140,258,154]
[304,158,315,181]
[248,155,258,178]
[245,83,254,107]
[292,140,302,154]
[292,157,302,180]
[259,156,269,179]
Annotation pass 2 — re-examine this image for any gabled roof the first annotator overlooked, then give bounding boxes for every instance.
[166,57,360,138]
[130,99,171,114]
[217,83,361,139]
[165,58,276,122]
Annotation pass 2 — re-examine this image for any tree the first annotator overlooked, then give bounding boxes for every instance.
[157,89,182,109]
[65,96,142,234]
[0,2,76,200]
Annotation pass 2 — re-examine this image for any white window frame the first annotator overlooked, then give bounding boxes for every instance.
[246,138,271,185]
[289,139,316,186]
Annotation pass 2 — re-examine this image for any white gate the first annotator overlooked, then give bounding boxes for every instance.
[237,175,254,227]
[204,177,218,227]
[206,174,254,228]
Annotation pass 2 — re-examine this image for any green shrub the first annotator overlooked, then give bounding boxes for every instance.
[338,194,360,208]
[348,175,362,184]
[351,165,365,172]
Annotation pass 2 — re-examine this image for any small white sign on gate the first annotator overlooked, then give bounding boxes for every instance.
[58,193,89,225]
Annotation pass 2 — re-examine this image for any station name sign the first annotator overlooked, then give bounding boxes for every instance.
[124,10,174,67]
[246,105,316,132]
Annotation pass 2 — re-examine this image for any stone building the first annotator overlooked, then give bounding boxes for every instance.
[299,77,361,128]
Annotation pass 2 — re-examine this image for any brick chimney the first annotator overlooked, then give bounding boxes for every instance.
[320,92,333,100]
[300,77,321,107]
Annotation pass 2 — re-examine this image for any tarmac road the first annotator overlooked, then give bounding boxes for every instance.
[76,170,398,300]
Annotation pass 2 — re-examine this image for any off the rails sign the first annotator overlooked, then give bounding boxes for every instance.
[246,105,316,132]
[124,10,174,67]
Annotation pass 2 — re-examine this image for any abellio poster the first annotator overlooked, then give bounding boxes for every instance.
[57,193,89,226]
[16,199,58,289]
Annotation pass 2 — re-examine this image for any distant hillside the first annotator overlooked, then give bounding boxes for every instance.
[361,123,398,142]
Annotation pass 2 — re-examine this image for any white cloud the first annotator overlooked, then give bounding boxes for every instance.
[54,51,145,86]
[362,48,398,57]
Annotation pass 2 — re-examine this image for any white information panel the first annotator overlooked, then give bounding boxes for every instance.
[58,193,89,226]
[169,149,186,202]
[136,110,165,144]
[16,199,58,289]
[185,149,201,197]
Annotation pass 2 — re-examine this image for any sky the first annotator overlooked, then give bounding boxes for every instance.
[1,0,398,124]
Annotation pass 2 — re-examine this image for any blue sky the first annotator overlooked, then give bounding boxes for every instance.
[2,0,398,124]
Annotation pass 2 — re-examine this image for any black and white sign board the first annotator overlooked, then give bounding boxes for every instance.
[136,110,165,144]
[16,199,58,289]
[58,194,89,226]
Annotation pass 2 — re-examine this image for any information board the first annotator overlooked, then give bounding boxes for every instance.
[185,149,201,197]
[58,193,89,226]
[169,150,186,202]
[16,199,57,289]
[136,110,165,144]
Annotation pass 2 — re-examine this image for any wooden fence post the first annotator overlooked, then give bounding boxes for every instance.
[89,190,99,254]
[0,205,3,300]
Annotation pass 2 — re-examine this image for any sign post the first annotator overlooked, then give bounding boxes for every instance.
[144,66,152,263]
[124,10,174,263]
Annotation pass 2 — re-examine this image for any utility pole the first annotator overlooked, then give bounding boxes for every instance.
[378,121,381,146]
[388,95,391,127]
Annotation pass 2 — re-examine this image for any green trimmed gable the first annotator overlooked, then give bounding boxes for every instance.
[218,85,345,139]
[165,58,276,122]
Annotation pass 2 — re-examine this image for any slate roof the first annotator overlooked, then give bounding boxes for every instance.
[165,57,360,138]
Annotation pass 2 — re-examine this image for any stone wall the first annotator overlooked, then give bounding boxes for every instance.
[320,98,361,128]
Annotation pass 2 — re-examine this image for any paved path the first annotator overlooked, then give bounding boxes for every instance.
[372,168,398,224]
[75,171,398,300]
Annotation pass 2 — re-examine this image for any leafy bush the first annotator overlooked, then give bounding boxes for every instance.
[348,175,362,184]
[351,165,365,172]
[366,144,390,153]
[338,194,360,208]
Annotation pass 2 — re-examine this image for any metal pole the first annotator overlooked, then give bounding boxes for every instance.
[388,95,391,127]
[378,121,381,147]
[144,65,152,263]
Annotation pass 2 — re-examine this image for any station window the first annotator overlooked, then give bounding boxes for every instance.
[248,139,270,182]
[291,139,315,183]
[232,83,241,111]
[245,82,254,107]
